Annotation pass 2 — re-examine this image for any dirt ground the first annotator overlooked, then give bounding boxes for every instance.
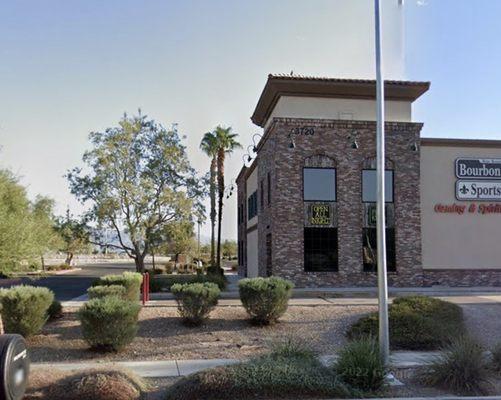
[29,304,376,362]
[27,302,501,363]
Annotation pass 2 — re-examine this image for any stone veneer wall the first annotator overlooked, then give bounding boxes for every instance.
[259,117,424,287]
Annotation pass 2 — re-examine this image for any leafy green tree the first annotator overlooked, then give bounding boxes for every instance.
[158,220,197,264]
[0,170,60,273]
[214,126,241,270]
[221,239,237,259]
[199,132,219,267]
[67,112,205,272]
[55,209,91,265]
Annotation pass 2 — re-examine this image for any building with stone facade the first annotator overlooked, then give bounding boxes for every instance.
[236,74,501,287]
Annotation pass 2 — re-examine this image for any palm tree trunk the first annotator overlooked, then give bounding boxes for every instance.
[209,157,217,267]
[216,149,225,272]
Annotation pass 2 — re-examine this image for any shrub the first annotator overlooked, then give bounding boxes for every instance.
[420,336,487,395]
[44,368,146,400]
[0,285,54,337]
[491,342,501,371]
[78,297,141,351]
[88,285,127,300]
[165,344,356,400]
[347,296,464,350]
[47,299,63,320]
[149,273,226,292]
[335,337,386,393]
[171,282,220,326]
[46,263,72,271]
[238,277,294,325]
[93,272,142,301]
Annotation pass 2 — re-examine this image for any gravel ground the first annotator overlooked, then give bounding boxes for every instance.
[461,302,501,348]
[28,304,376,363]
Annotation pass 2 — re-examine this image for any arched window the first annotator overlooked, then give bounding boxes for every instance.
[361,157,396,272]
[303,155,338,272]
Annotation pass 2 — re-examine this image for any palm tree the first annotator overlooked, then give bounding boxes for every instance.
[200,132,219,267]
[214,126,241,271]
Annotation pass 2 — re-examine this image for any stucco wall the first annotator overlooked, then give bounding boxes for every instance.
[246,229,259,278]
[421,145,501,270]
[264,97,412,129]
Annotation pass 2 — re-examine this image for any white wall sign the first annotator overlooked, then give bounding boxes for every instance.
[456,180,501,201]
[456,158,501,179]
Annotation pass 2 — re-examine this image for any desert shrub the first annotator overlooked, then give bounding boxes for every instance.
[88,285,127,300]
[0,285,54,337]
[93,272,142,301]
[335,337,386,393]
[149,273,226,292]
[78,297,141,351]
[238,277,294,325]
[171,282,220,326]
[347,296,464,350]
[491,342,501,371]
[46,263,72,271]
[165,344,356,400]
[420,336,487,395]
[47,299,63,320]
[44,368,146,400]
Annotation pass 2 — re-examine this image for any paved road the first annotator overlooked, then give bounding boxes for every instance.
[20,263,136,301]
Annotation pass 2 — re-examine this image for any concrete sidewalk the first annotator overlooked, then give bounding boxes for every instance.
[63,294,501,308]
[31,351,439,378]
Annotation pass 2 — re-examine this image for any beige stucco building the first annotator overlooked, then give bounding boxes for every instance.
[237,74,501,287]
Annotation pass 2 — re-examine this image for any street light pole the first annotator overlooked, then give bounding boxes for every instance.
[374,0,390,365]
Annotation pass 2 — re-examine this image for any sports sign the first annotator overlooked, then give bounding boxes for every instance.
[456,180,501,201]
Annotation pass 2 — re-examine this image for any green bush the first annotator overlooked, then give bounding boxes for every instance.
[420,336,487,395]
[149,273,226,292]
[335,337,386,393]
[93,272,143,301]
[47,299,63,320]
[491,342,501,371]
[78,297,141,351]
[165,343,356,400]
[171,282,220,326]
[347,296,464,350]
[88,285,127,300]
[0,285,54,337]
[238,277,294,325]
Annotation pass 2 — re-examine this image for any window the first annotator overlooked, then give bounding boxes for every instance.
[267,172,271,205]
[260,180,264,208]
[362,228,396,272]
[266,233,272,276]
[304,227,338,271]
[362,170,394,202]
[238,204,244,225]
[303,168,336,201]
[247,191,258,220]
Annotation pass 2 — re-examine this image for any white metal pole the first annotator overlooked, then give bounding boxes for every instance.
[374,0,390,365]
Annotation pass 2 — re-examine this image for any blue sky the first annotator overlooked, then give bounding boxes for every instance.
[0,0,500,241]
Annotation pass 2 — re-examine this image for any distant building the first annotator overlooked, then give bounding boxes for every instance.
[236,74,501,287]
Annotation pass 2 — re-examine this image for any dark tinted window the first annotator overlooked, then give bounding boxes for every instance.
[304,228,338,271]
[303,168,336,201]
[362,228,396,272]
[362,170,394,202]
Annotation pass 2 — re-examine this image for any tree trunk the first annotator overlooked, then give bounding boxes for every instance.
[135,255,145,273]
[41,255,45,271]
[209,157,217,267]
[216,149,225,272]
[65,252,74,266]
[152,252,156,269]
